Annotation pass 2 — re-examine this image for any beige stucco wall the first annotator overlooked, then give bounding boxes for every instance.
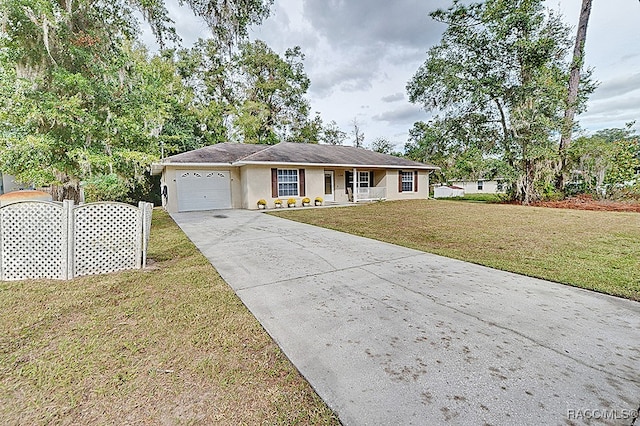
[241,165,327,209]
[385,170,431,200]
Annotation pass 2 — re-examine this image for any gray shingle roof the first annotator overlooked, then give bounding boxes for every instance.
[159,142,438,170]
[163,143,268,164]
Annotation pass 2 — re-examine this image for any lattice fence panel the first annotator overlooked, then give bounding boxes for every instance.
[73,203,141,277]
[0,202,64,280]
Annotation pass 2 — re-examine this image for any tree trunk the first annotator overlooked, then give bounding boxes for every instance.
[50,173,83,203]
[557,0,593,191]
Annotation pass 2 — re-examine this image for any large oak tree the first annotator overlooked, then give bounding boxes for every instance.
[407,0,595,203]
[0,0,273,201]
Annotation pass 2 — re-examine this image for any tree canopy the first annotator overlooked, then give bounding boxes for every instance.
[567,126,640,197]
[0,0,274,201]
[407,0,595,203]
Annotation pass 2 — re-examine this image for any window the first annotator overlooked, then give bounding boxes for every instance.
[271,168,305,198]
[358,171,370,187]
[401,171,414,192]
[277,169,299,197]
[477,180,484,191]
[345,171,372,192]
[497,180,504,192]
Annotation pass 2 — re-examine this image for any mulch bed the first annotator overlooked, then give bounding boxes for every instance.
[529,194,640,213]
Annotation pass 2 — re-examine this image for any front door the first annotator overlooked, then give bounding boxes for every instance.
[324,171,334,202]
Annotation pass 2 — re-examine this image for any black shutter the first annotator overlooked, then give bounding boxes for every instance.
[414,171,418,192]
[398,170,403,193]
[345,171,353,194]
[271,168,278,198]
[299,169,306,196]
[369,171,374,187]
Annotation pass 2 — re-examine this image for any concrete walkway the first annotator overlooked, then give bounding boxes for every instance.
[171,209,640,425]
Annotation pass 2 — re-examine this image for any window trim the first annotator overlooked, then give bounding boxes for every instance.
[358,171,370,188]
[277,169,299,197]
[271,168,305,198]
[399,170,417,193]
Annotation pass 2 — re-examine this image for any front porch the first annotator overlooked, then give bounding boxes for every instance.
[348,186,387,202]
[324,168,388,204]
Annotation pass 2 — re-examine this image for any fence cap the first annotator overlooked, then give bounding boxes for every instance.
[0,190,52,206]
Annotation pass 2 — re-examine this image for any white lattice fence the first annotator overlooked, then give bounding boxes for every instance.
[0,202,67,280]
[0,200,152,281]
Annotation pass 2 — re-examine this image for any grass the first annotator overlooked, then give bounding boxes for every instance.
[271,199,640,301]
[0,210,339,425]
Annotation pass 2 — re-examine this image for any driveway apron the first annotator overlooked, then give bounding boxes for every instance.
[171,209,640,426]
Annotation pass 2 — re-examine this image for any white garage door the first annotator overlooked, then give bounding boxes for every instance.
[176,170,232,211]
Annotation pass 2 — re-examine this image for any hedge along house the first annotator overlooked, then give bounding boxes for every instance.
[151,142,440,212]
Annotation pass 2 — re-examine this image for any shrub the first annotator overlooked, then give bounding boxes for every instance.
[83,174,129,202]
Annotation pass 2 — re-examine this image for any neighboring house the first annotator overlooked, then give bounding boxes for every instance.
[151,142,439,212]
[0,172,30,195]
[433,185,465,198]
[449,179,505,195]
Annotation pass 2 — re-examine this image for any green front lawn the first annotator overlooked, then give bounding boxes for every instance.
[272,200,640,301]
[0,210,338,425]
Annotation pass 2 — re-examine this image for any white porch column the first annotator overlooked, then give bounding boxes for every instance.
[353,168,358,203]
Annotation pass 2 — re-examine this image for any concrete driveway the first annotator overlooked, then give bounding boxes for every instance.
[171,209,640,425]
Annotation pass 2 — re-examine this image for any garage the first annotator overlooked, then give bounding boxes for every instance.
[176,170,231,211]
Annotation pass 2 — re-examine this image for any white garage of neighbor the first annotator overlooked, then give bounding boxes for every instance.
[176,170,232,212]
[433,185,465,198]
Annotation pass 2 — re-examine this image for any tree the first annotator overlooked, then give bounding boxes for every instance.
[351,117,365,148]
[174,38,237,147]
[567,125,640,197]
[288,112,323,143]
[181,0,273,50]
[370,137,395,155]
[176,38,313,145]
[0,0,274,200]
[405,120,511,185]
[557,0,593,190]
[321,120,347,145]
[232,41,311,144]
[0,42,190,201]
[407,0,593,203]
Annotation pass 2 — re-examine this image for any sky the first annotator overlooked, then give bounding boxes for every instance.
[146,0,640,150]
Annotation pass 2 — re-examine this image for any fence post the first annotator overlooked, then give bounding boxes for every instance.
[0,208,4,281]
[139,202,152,268]
[63,200,74,279]
[135,202,143,269]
